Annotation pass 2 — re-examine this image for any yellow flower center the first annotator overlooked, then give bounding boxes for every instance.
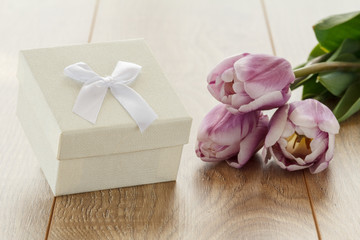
[285,133,313,159]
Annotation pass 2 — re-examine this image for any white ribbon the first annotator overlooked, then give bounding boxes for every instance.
[64,61,158,133]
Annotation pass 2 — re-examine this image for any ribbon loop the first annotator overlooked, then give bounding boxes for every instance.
[64,61,158,132]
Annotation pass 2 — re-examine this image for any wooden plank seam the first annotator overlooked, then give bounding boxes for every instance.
[303,171,322,240]
[260,0,321,239]
[45,1,100,239]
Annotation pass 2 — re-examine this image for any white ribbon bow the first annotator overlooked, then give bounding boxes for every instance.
[64,61,158,133]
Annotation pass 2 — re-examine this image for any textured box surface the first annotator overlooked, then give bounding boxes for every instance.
[17,39,191,160]
[16,40,192,196]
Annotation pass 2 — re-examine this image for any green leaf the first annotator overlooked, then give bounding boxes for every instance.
[327,38,360,62]
[318,71,357,96]
[302,75,328,99]
[313,11,360,51]
[291,74,316,90]
[316,39,360,96]
[308,44,328,60]
[333,80,360,122]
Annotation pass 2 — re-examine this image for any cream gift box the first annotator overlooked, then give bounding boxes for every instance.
[16,40,192,196]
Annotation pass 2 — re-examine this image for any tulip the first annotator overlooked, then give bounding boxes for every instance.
[207,53,295,114]
[195,104,269,168]
[262,99,340,173]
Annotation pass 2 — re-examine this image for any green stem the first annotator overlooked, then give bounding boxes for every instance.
[293,62,360,78]
[291,62,360,90]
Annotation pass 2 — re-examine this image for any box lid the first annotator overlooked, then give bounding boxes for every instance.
[17,40,192,160]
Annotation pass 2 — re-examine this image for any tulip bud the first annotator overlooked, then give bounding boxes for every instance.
[195,104,269,168]
[207,53,294,114]
[263,99,340,173]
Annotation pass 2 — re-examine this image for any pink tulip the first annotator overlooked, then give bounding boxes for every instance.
[207,53,295,114]
[195,104,269,168]
[262,99,340,173]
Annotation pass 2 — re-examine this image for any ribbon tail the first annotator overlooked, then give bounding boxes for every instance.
[64,62,102,84]
[73,82,108,123]
[110,84,158,133]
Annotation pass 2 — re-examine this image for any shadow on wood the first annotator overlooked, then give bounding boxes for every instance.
[182,154,317,239]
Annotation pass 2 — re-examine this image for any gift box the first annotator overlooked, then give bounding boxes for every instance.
[16,40,192,196]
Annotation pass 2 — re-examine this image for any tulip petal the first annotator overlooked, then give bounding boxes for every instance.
[304,133,327,164]
[219,85,227,101]
[233,54,294,99]
[289,101,318,128]
[207,54,248,102]
[207,54,248,84]
[207,83,223,102]
[221,68,234,82]
[309,154,329,174]
[228,114,269,168]
[230,90,252,109]
[197,141,231,162]
[269,144,314,171]
[309,131,327,148]
[287,164,311,171]
[196,104,262,163]
[226,159,242,168]
[317,106,340,134]
[296,126,320,139]
[232,81,245,93]
[281,121,295,138]
[325,134,335,162]
[226,106,240,114]
[264,99,339,174]
[209,111,256,145]
[265,105,289,147]
[269,146,287,169]
[238,90,285,113]
[277,138,307,165]
[216,143,240,160]
[197,104,228,139]
[289,99,340,135]
[262,147,272,164]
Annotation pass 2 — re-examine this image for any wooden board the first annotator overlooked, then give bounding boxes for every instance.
[3,0,359,239]
[0,1,96,239]
[47,0,317,239]
[305,112,360,239]
[265,0,360,239]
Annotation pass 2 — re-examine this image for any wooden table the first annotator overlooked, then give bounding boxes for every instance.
[1,0,360,239]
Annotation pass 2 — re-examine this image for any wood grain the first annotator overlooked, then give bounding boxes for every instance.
[49,183,179,239]
[0,1,96,239]
[48,0,317,239]
[265,0,360,239]
[304,112,360,239]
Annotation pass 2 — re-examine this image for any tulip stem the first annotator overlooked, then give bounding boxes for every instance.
[293,62,360,78]
[291,61,360,90]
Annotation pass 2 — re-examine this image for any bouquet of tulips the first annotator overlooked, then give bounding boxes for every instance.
[196,11,360,173]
